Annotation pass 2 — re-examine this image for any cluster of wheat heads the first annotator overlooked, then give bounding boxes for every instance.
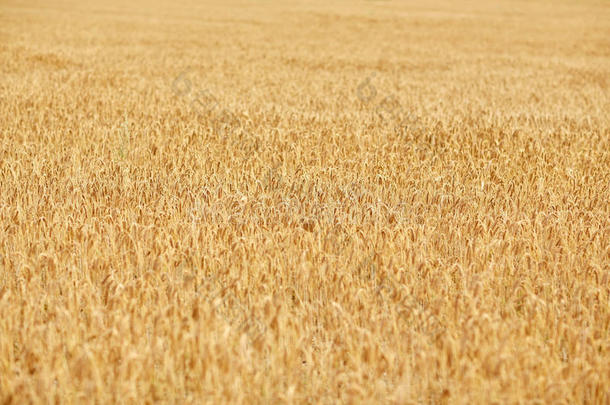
[0,0,609,403]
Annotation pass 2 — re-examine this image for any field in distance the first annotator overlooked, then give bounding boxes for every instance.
[0,0,609,403]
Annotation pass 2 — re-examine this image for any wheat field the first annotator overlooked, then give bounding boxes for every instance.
[0,0,609,403]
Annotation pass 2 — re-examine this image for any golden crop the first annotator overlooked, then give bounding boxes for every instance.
[0,0,609,403]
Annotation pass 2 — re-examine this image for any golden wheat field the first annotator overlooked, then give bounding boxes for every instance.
[1,0,609,403]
